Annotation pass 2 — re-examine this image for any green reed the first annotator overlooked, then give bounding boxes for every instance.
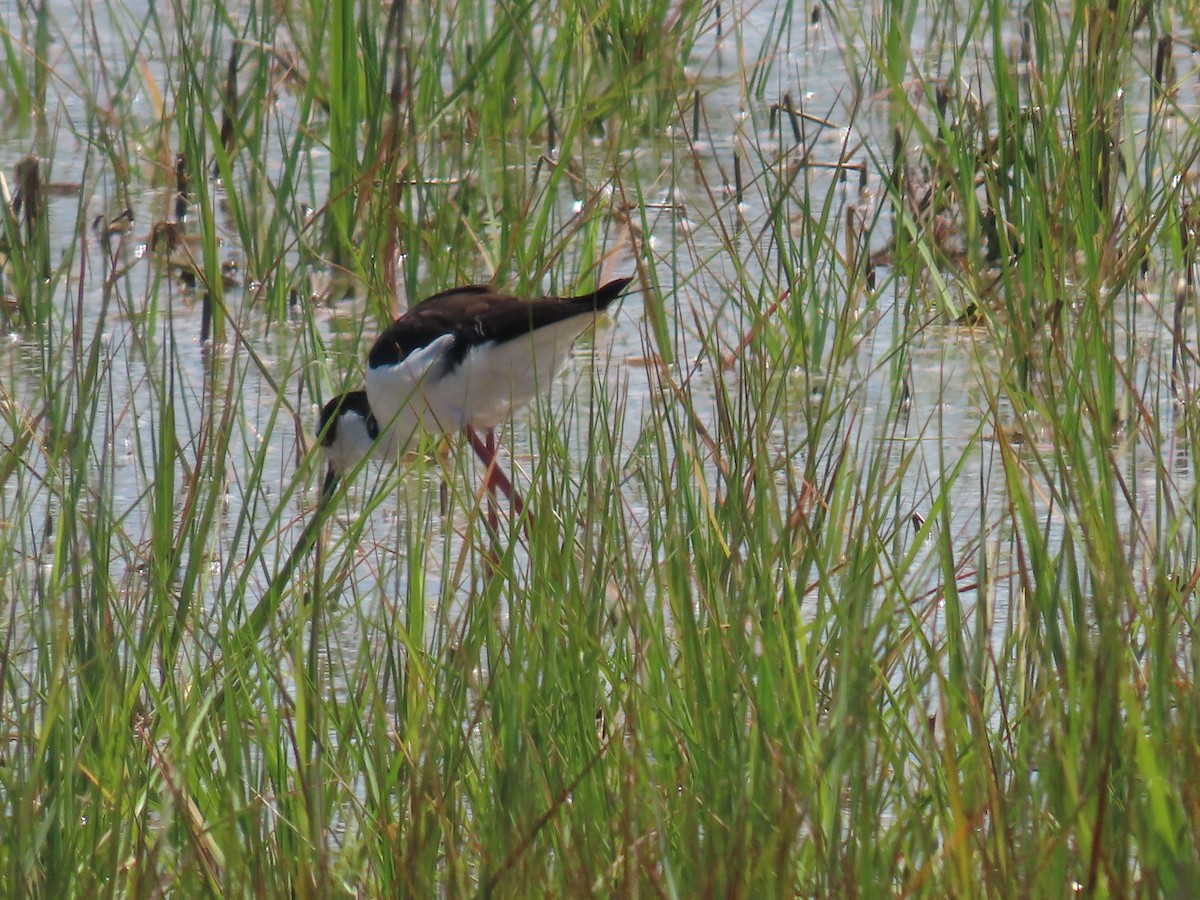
[3,0,1200,894]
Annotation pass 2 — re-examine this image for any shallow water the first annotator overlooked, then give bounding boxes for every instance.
[1,0,1196,674]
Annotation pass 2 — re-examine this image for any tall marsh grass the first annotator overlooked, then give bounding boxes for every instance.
[1,0,1200,894]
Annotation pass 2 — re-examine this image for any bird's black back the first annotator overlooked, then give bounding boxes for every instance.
[368,277,633,370]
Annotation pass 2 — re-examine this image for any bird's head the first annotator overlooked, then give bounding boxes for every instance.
[318,391,379,496]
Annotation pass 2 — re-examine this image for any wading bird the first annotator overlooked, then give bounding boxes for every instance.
[317,276,634,515]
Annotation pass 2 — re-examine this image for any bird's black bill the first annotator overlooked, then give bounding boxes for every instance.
[320,465,340,502]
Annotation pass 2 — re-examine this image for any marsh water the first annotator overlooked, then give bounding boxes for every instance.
[0,0,1194,659]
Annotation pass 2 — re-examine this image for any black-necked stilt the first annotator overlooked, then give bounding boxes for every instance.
[319,276,634,511]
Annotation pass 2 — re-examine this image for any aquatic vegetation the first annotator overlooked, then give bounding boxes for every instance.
[1,0,1199,893]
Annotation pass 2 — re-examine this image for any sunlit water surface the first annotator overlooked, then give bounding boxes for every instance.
[1,1,1195,684]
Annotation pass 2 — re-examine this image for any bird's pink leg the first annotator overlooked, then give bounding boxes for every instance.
[482,429,501,533]
[465,426,529,522]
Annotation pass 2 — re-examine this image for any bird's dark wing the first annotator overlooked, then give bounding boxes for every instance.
[368,278,633,369]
